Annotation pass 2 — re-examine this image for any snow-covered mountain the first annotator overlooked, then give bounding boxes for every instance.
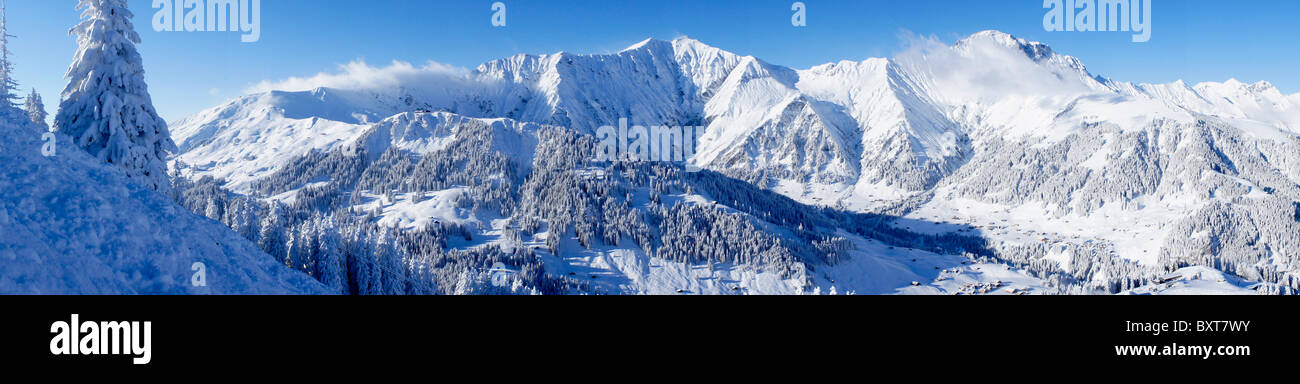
[171,31,1300,295]
[172,36,966,196]
[0,116,326,294]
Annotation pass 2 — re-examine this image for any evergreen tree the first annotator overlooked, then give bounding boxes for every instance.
[313,217,348,294]
[25,88,47,130]
[55,0,175,192]
[258,203,287,262]
[0,0,22,117]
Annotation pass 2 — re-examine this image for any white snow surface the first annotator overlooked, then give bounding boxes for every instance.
[0,118,326,294]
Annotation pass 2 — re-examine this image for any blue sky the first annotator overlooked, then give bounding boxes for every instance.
[7,0,1300,122]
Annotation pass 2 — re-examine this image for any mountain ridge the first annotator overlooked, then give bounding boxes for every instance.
[173,31,1300,199]
[169,31,1300,294]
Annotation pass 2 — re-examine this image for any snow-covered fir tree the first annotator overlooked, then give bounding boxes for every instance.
[0,0,21,119]
[25,88,47,130]
[55,0,175,192]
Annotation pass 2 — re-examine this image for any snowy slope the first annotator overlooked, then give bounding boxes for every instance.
[794,58,968,198]
[355,111,540,165]
[0,118,327,294]
[1108,78,1300,141]
[1120,266,1262,295]
[170,89,406,192]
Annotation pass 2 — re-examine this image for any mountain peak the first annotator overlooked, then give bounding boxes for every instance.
[958,30,1055,62]
[960,30,1025,48]
[1216,78,1249,91]
[621,37,684,54]
[965,30,1018,42]
[670,35,711,49]
[621,36,729,58]
[1249,80,1278,94]
[621,38,661,52]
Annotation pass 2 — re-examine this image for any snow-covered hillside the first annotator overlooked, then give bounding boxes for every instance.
[0,117,327,294]
[171,31,1300,295]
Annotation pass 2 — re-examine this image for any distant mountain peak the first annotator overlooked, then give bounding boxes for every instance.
[621,37,666,52]
[1249,80,1278,94]
[964,29,1019,42]
[620,36,730,58]
[959,30,1056,63]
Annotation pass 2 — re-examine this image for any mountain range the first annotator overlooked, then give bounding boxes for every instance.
[167,31,1300,295]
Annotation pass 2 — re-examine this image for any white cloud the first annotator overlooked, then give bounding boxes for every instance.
[893,31,1095,102]
[244,59,472,94]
